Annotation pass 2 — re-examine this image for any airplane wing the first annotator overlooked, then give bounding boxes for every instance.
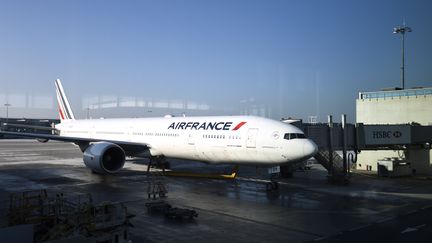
[0,130,149,153]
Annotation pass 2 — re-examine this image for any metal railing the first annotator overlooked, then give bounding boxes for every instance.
[359,87,432,100]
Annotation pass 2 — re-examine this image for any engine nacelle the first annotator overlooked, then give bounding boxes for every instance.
[83,142,125,174]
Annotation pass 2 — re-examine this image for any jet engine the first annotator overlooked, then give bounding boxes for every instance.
[83,142,125,174]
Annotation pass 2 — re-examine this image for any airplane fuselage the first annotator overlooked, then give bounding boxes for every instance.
[57,115,317,165]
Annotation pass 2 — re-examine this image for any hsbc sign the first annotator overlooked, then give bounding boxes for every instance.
[372,131,402,139]
[364,125,411,145]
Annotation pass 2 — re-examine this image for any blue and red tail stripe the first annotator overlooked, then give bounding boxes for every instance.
[55,79,75,121]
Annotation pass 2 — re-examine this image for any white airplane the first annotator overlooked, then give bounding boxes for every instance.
[0,79,318,174]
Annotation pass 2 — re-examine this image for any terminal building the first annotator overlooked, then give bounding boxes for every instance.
[356,87,432,175]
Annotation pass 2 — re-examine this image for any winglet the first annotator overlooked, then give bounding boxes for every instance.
[55,79,75,121]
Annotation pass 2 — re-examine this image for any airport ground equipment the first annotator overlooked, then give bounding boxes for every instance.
[145,201,172,214]
[7,189,133,243]
[147,179,168,199]
[146,168,169,199]
[163,165,239,179]
[144,201,198,220]
[377,158,411,177]
[164,207,198,220]
[146,156,240,179]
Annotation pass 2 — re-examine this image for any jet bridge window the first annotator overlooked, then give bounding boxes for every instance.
[284,133,306,140]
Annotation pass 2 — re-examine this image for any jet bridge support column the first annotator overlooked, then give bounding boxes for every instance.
[341,114,348,177]
[328,115,334,176]
[328,114,350,183]
[342,114,352,183]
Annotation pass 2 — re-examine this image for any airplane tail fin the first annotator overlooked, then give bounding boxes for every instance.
[55,79,75,121]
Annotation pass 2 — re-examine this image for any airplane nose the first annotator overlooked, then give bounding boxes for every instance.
[303,139,318,158]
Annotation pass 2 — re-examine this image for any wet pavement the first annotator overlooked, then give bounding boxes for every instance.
[0,139,431,242]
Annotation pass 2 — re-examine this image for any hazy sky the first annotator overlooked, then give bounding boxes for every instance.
[0,0,431,122]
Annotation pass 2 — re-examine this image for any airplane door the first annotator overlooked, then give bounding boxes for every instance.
[187,133,200,159]
[246,128,258,148]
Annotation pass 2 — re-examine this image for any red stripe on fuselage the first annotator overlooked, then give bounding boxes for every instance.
[232,121,247,131]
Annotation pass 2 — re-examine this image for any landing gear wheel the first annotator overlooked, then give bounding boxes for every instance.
[265,182,272,191]
[272,181,279,190]
[162,161,170,170]
[265,181,279,191]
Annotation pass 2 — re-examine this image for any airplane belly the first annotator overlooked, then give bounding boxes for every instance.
[211,146,229,162]
[162,140,200,161]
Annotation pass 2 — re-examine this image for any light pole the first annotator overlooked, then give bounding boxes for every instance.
[4,103,11,121]
[393,23,412,90]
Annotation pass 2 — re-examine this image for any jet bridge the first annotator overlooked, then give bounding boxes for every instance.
[293,115,432,184]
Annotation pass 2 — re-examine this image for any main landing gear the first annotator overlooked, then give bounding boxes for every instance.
[254,166,281,192]
[265,181,279,192]
[147,156,169,174]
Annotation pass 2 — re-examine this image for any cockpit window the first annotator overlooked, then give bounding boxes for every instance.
[284,133,306,140]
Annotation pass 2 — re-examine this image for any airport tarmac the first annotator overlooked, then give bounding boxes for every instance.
[0,140,431,242]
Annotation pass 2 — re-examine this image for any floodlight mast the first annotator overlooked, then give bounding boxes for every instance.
[4,103,11,122]
[393,23,412,90]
